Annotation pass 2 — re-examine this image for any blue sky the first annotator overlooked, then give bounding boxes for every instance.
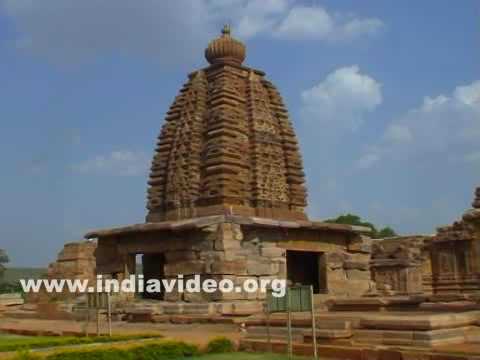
[0,0,478,267]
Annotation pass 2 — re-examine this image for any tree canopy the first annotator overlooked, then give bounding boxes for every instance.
[325,213,398,239]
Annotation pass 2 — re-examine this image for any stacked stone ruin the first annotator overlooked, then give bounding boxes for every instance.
[369,235,432,295]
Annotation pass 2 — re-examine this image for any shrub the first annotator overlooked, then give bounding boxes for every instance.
[47,349,131,360]
[45,341,199,360]
[132,341,200,359]
[0,281,23,294]
[13,349,42,360]
[205,337,235,353]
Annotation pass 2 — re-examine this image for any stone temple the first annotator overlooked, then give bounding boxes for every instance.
[12,27,480,356]
[85,26,373,309]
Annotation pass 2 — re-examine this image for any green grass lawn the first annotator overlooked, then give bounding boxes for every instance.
[0,334,161,352]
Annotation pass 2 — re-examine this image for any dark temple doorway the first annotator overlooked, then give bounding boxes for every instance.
[140,253,165,300]
[286,250,327,294]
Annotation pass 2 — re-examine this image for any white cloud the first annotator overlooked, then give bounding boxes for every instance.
[231,0,289,38]
[357,80,480,170]
[275,6,384,41]
[454,80,480,106]
[72,150,149,176]
[465,151,480,163]
[275,6,333,40]
[301,65,382,131]
[384,124,413,144]
[340,18,384,40]
[356,152,381,170]
[0,0,384,65]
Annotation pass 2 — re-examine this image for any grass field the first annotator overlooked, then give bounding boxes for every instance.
[0,333,307,360]
[0,333,161,352]
[1,267,46,283]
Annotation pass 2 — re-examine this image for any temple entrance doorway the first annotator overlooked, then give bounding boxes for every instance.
[286,250,327,294]
[135,253,165,300]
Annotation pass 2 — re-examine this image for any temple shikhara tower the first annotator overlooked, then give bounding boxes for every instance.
[146,25,307,223]
[86,27,373,310]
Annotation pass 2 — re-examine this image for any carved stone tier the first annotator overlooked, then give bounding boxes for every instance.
[146,28,307,222]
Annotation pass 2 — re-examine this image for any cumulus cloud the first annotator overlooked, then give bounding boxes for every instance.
[356,80,480,170]
[301,65,382,131]
[275,6,384,41]
[0,0,384,65]
[72,150,149,176]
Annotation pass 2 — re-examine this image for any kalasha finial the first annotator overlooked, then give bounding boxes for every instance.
[205,25,246,65]
[222,24,231,36]
[473,187,480,209]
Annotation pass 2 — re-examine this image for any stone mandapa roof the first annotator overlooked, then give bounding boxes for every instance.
[84,215,371,239]
[146,26,307,223]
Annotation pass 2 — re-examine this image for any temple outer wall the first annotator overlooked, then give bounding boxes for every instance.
[94,219,372,302]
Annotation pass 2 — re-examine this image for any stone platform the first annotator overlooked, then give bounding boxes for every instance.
[243,309,480,348]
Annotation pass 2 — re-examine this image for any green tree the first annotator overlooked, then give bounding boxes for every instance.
[325,213,398,239]
[376,226,397,238]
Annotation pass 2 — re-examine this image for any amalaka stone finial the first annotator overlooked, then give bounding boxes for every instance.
[205,25,246,65]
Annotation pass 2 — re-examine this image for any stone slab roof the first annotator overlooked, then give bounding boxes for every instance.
[84,215,371,239]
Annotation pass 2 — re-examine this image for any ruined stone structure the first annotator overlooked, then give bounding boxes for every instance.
[24,241,97,304]
[86,27,372,308]
[370,236,432,295]
[47,241,97,282]
[46,241,97,299]
[429,187,480,295]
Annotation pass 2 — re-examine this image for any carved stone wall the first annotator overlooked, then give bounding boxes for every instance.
[146,28,307,222]
[429,190,480,295]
